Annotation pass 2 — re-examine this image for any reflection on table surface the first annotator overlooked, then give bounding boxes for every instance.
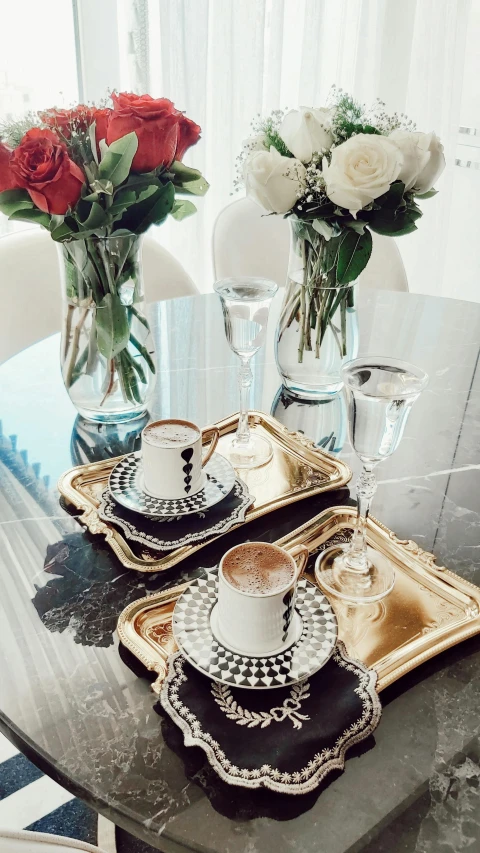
[0,288,480,853]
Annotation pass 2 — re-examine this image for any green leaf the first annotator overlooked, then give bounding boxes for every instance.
[114,181,175,234]
[175,176,209,196]
[50,220,77,242]
[99,139,109,160]
[323,234,341,272]
[369,216,418,237]
[90,179,114,196]
[95,293,130,360]
[0,188,34,216]
[345,219,366,234]
[168,161,203,183]
[336,229,373,284]
[369,201,421,236]
[77,201,108,231]
[405,202,422,221]
[109,182,162,222]
[367,191,422,236]
[111,189,137,208]
[119,173,160,192]
[98,132,138,187]
[295,201,336,221]
[415,187,438,200]
[167,161,209,196]
[9,208,51,228]
[89,121,99,166]
[375,180,406,211]
[170,199,197,221]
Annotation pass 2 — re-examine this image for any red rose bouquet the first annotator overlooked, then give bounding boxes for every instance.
[0,94,208,421]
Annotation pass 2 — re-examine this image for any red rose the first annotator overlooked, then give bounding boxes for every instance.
[10,128,85,215]
[0,143,17,192]
[40,105,112,160]
[175,114,201,162]
[107,92,201,172]
[93,108,111,147]
[39,105,95,140]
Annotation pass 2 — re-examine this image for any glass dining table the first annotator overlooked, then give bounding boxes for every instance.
[0,287,479,853]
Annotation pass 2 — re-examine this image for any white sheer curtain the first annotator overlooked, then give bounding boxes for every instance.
[0,0,474,298]
[130,0,472,297]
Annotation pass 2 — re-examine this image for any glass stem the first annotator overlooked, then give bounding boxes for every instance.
[236,356,253,445]
[344,465,377,573]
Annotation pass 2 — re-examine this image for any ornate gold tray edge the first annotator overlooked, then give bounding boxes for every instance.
[57,411,352,572]
[117,506,480,693]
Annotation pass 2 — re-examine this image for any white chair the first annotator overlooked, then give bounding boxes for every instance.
[0,828,109,853]
[213,196,408,292]
[0,228,197,364]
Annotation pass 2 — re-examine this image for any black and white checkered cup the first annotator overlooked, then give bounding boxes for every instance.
[214,542,309,657]
[141,419,219,500]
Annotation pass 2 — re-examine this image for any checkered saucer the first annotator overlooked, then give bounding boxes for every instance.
[172,569,338,690]
[109,452,236,517]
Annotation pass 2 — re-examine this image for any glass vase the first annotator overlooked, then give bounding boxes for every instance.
[275,218,359,398]
[59,234,156,423]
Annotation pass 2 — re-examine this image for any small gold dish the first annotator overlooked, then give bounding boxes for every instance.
[117,506,480,693]
[58,411,351,573]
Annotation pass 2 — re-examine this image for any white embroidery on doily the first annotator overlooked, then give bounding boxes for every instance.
[211,680,311,729]
[160,640,382,794]
[99,478,252,550]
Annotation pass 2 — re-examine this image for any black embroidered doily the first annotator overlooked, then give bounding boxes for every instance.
[99,478,253,552]
[160,641,381,795]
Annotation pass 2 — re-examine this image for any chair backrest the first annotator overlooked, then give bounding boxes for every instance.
[0,827,107,853]
[0,228,197,364]
[213,196,408,292]
[142,233,198,301]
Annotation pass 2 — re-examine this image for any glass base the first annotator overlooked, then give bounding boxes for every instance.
[74,404,149,424]
[315,544,395,603]
[279,375,343,399]
[221,434,273,469]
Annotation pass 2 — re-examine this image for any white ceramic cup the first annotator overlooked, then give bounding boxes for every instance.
[213,541,309,656]
[141,418,219,500]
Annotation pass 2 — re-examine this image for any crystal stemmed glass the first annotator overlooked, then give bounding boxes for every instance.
[315,356,428,602]
[214,277,278,468]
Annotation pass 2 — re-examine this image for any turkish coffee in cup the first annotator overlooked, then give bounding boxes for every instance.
[141,418,219,500]
[214,541,309,656]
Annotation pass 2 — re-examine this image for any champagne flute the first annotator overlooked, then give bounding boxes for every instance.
[214,277,278,468]
[315,356,428,602]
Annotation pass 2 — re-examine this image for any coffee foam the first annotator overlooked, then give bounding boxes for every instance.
[144,422,199,448]
[222,543,294,595]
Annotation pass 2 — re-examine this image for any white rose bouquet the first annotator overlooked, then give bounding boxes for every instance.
[239,91,445,376]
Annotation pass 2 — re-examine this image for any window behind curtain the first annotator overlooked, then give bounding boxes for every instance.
[0,0,78,237]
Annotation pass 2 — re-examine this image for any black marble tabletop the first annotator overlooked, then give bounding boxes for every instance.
[0,289,479,853]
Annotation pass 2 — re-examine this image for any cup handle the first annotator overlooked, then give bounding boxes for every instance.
[201,426,220,467]
[286,544,309,582]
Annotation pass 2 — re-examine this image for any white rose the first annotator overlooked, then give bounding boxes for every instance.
[244,147,306,214]
[322,134,403,216]
[389,130,445,193]
[389,130,430,191]
[413,131,445,195]
[279,107,334,163]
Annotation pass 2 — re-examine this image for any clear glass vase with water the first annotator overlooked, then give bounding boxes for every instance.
[275,218,359,398]
[59,234,156,423]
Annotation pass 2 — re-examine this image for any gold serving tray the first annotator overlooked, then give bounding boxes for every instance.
[117,506,480,693]
[57,411,351,572]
